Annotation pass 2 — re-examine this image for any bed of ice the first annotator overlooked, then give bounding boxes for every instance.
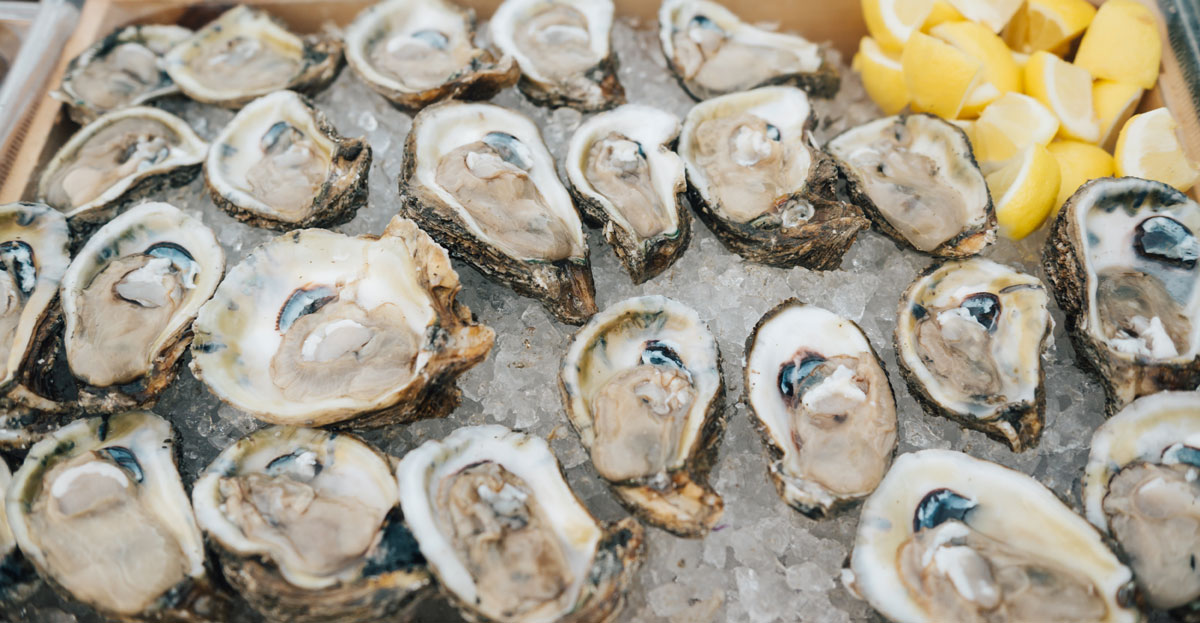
[14,16,1155,623]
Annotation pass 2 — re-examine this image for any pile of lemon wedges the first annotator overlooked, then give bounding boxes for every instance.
[854,0,1200,239]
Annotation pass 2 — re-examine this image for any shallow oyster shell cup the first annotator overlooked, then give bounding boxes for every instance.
[342,0,519,110]
[192,426,431,623]
[204,91,371,231]
[565,105,692,284]
[395,425,644,623]
[677,86,868,269]
[1043,177,1200,414]
[559,295,725,537]
[162,5,343,108]
[190,217,494,428]
[36,107,207,229]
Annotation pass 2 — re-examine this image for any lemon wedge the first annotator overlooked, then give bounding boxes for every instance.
[854,37,909,115]
[1023,51,1099,143]
[1093,80,1143,152]
[901,32,982,119]
[1115,108,1200,192]
[863,0,934,50]
[987,144,1062,239]
[945,0,1023,32]
[1003,0,1095,53]
[922,0,965,30]
[1046,140,1114,211]
[930,21,1021,117]
[972,92,1059,167]
[1074,0,1161,89]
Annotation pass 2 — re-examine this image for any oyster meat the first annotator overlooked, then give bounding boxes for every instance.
[1044,177,1200,412]
[848,449,1139,623]
[191,217,494,427]
[827,114,996,257]
[560,296,725,537]
[396,425,643,623]
[37,107,207,226]
[193,426,431,622]
[60,202,224,412]
[745,299,896,517]
[401,101,596,324]
[658,0,839,101]
[1083,391,1200,614]
[677,86,868,268]
[162,5,342,108]
[565,105,690,284]
[5,411,225,622]
[53,25,192,124]
[895,258,1052,451]
[205,90,371,230]
[343,0,518,110]
[489,0,624,110]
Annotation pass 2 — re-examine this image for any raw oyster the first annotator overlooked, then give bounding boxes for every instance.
[1083,391,1200,615]
[828,114,996,257]
[560,296,725,537]
[894,258,1052,451]
[60,202,223,412]
[396,425,644,623]
[161,5,342,108]
[658,0,839,101]
[489,0,624,110]
[745,299,896,517]
[53,25,192,124]
[5,411,226,622]
[37,107,207,227]
[193,426,431,623]
[0,459,39,615]
[565,105,690,284]
[204,90,371,230]
[343,0,519,110]
[191,217,494,427]
[1044,177,1200,413]
[401,101,596,324]
[847,449,1139,623]
[677,86,868,268]
[0,203,70,418]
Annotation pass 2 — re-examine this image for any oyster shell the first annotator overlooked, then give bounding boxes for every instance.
[489,0,624,111]
[1083,391,1200,614]
[894,258,1052,452]
[5,411,227,622]
[190,217,494,427]
[560,295,725,537]
[162,5,342,108]
[60,202,224,412]
[400,101,596,324]
[52,25,192,124]
[565,105,690,284]
[0,459,39,615]
[1043,177,1200,413]
[343,0,519,110]
[658,0,839,101]
[677,86,868,268]
[204,91,371,230]
[37,107,207,227]
[848,449,1139,623]
[745,299,896,517]
[827,114,996,257]
[193,426,431,623]
[396,425,644,623]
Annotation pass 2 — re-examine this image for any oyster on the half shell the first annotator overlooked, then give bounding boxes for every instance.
[560,296,725,537]
[677,86,868,268]
[205,91,371,230]
[745,299,896,517]
[191,217,494,428]
[400,101,596,324]
[0,459,39,616]
[396,425,644,623]
[489,0,624,111]
[343,0,519,110]
[1043,177,1200,413]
